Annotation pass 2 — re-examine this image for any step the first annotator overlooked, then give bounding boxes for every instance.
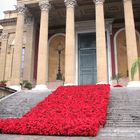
[106,88,140,129]
[0,87,140,133]
[100,127,140,137]
[0,90,50,118]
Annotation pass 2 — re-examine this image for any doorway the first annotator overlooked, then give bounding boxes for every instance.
[78,33,97,84]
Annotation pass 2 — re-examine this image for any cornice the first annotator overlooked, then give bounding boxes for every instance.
[0,18,17,27]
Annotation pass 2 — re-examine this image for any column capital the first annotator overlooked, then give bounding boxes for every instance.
[39,0,51,11]
[93,0,105,5]
[15,3,27,15]
[123,0,132,2]
[64,0,77,8]
[1,32,9,40]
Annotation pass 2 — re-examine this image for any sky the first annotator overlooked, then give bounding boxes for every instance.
[0,0,17,19]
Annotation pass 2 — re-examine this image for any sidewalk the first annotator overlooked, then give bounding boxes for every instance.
[0,134,139,140]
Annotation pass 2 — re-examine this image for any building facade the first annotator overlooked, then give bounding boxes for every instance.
[0,0,140,88]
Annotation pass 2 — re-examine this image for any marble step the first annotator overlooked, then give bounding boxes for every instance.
[106,88,140,128]
[100,127,140,137]
[0,90,50,118]
[107,117,140,120]
[108,112,140,115]
[106,123,140,127]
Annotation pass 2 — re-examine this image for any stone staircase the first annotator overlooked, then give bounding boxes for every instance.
[100,87,140,137]
[0,90,50,118]
[106,88,140,127]
[0,87,140,137]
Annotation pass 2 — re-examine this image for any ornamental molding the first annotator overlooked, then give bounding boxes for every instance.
[64,0,77,8]
[93,0,105,5]
[0,18,17,26]
[1,32,9,40]
[15,3,27,15]
[39,0,51,11]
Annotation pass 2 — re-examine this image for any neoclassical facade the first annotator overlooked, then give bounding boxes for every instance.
[0,0,140,88]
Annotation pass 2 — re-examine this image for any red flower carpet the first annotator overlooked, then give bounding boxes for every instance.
[0,84,110,136]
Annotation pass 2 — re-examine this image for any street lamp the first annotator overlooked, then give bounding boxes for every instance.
[56,43,64,80]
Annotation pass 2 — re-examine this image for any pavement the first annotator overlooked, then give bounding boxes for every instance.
[0,134,139,140]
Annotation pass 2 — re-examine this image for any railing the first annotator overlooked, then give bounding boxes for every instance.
[0,87,16,99]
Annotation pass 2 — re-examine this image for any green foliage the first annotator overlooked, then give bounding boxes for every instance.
[20,80,32,90]
[131,57,140,80]
[112,73,122,84]
[0,80,8,84]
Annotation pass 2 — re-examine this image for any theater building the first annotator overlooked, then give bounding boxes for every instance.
[0,0,140,89]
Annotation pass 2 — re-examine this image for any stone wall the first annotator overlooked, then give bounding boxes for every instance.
[116,29,140,78]
[116,30,128,77]
[0,17,36,85]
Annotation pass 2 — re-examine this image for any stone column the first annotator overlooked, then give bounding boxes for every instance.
[36,0,50,87]
[93,0,107,82]
[11,3,26,85]
[0,32,9,80]
[123,0,139,80]
[24,16,35,83]
[64,0,76,84]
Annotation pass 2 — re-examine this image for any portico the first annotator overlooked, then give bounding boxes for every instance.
[0,0,140,89]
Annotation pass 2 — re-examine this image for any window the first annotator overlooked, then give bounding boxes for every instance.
[20,47,25,79]
[0,42,1,56]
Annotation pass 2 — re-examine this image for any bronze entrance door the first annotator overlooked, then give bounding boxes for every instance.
[78,33,97,85]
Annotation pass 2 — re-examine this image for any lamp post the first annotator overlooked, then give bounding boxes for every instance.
[56,43,64,80]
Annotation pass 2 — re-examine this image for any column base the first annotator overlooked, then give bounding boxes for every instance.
[127,81,140,87]
[96,82,109,85]
[64,83,77,86]
[8,85,21,91]
[32,84,50,91]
